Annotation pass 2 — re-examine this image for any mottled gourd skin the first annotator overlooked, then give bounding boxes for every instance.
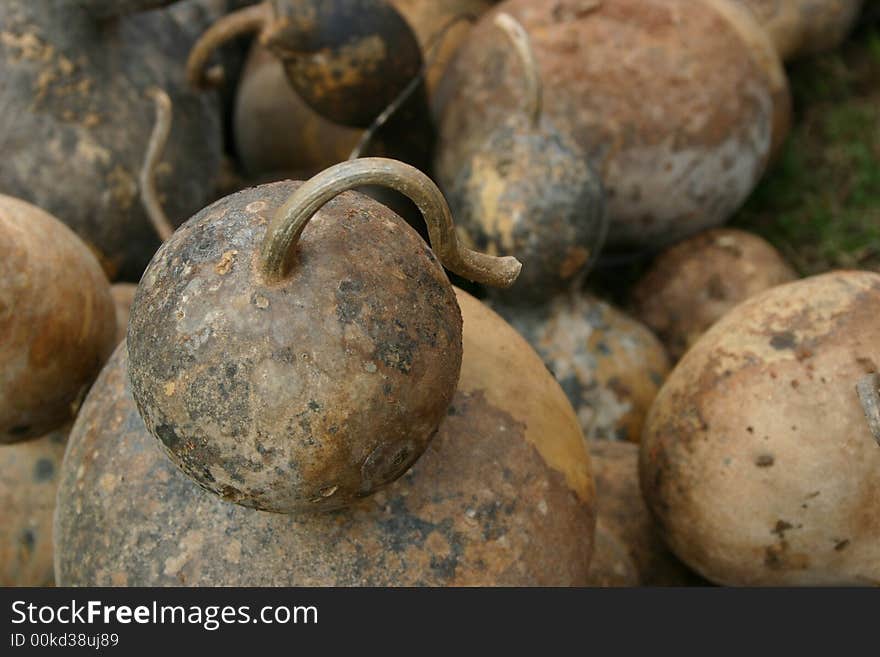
[732,0,864,60]
[588,440,704,586]
[0,195,117,443]
[56,291,595,586]
[266,0,425,129]
[495,295,669,442]
[641,271,880,586]
[632,228,797,361]
[447,118,606,302]
[436,0,790,251]
[0,428,67,586]
[127,181,462,514]
[0,1,222,280]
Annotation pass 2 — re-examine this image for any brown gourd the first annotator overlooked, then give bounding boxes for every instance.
[0,195,117,443]
[435,0,791,252]
[0,0,223,281]
[55,289,595,586]
[631,228,797,361]
[443,13,606,302]
[127,158,521,514]
[641,271,880,585]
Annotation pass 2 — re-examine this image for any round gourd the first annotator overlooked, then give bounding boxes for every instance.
[55,289,595,585]
[732,0,864,60]
[641,271,880,585]
[589,440,704,586]
[187,0,425,128]
[127,158,521,514]
[495,294,670,442]
[444,13,606,302]
[632,228,797,361]
[1,428,67,586]
[0,195,117,443]
[0,0,223,280]
[435,0,790,251]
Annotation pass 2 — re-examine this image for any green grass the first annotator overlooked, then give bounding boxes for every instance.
[731,24,880,275]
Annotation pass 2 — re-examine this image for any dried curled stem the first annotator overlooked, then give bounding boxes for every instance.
[856,373,880,446]
[260,158,522,287]
[186,1,272,89]
[349,12,478,160]
[493,12,542,128]
[140,87,175,242]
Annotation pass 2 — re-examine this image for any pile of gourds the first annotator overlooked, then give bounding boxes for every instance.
[2,0,877,588]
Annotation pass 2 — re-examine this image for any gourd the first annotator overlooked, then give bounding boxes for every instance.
[127,157,520,514]
[187,0,425,128]
[641,271,880,585]
[631,228,797,360]
[55,289,595,586]
[443,13,606,302]
[0,194,116,443]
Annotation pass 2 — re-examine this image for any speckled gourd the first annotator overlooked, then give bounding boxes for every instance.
[127,158,521,514]
[641,271,880,585]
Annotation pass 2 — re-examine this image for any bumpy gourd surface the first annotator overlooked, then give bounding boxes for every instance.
[641,271,880,585]
[56,290,595,586]
[128,181,462,513]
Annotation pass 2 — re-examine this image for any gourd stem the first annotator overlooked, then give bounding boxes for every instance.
[349,13,477,161]
[259,158,522,288]
[186,1,272,89]
[493,12,542,128]
[140,88,175,243]
[856,373,880,446]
